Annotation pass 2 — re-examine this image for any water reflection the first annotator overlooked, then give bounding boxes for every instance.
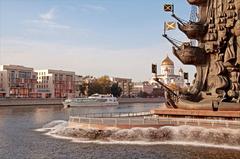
[0,103,239,159]
[69,103,162,116]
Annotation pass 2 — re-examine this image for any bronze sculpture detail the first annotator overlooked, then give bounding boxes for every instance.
[162,0,240,111]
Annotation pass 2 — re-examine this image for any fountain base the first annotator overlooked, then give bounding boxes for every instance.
[151,106,240,120]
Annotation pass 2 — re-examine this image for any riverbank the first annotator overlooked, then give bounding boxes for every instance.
[0,97,164,106]
[119,97,164,104]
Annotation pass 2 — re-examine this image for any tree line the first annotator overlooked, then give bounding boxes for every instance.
[79,76,122,97]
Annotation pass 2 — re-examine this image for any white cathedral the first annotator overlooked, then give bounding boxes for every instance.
[151,56,185,87]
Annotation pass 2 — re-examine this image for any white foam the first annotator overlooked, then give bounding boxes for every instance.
[36,120,240,151]
[70,139,240,151]
[35,120,67,132]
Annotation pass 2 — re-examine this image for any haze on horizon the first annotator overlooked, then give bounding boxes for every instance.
[0,0,195,82]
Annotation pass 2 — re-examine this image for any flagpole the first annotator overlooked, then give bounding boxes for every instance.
[163,22,166,35]
[172,4,174,14]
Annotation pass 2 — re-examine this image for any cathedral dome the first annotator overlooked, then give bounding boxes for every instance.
[161,56,174,66]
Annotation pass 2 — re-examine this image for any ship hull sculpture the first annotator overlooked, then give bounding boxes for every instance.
[162,0,240,111]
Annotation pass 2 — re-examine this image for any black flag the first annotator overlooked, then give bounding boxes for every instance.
[184,72,189,80]
[152,64,157,74]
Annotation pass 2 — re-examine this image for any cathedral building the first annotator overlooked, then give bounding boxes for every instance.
[151,56,185,88]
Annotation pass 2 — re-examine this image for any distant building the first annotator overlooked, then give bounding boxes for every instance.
[133,81,165,97]
[0,65,37,97]
[0,71,7,97]
[74,75,83,97]
[35,69,75,98]
[132,81,154,96]
[110,77,133,97]
[151,56,185,88]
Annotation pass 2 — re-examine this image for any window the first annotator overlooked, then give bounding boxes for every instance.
[19,71,31,79]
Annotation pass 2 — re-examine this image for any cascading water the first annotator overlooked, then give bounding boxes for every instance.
[37,120,240,150]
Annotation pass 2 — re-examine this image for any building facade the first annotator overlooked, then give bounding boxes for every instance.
[0,65,37,97]
[151,56,185,88]
[35,69,75,98]
[110,77,133,97]
[132,81,154,96]
[74,75,83,97]
[0,71,7,97]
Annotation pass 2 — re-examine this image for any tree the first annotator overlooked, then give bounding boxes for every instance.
[87,80,102,96]
[87,76,112,95]
[111,83,122,97]
[79,82,88,96]
[97,76,111,94]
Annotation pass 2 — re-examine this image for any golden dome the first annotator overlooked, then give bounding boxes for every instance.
[161,56,174,66]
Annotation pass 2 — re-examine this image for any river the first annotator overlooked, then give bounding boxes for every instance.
[0,103,239,159]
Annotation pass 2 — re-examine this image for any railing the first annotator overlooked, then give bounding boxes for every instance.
[69,111,153,118]
[69,116,240,129]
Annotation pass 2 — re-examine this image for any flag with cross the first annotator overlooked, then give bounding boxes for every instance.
[164,21,176,31]
[164,4,174,12]
[163,21,177,34]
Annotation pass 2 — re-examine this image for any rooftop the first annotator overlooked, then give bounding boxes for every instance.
[161,56,174,66]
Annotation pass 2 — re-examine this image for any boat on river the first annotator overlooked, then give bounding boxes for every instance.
[63,94,119,108]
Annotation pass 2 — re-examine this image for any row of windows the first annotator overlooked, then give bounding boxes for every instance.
[38,72,46,75]
[38,76,49,80]
[38,80,48,83]
[19,71,31,79]
[2,73,74,81]
[37,85,48,88]
[9,72,32,79]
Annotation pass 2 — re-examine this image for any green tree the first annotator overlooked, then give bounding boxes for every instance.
[87,76,112,95]
[87,80,102,96]
[111,83,122,97]
[97,76,111,94]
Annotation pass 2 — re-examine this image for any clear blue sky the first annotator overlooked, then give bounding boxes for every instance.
[0,0,194,81]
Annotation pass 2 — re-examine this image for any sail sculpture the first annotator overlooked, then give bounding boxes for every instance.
[163,0,240,111]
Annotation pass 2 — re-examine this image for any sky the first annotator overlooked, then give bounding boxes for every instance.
[0,0,195,82]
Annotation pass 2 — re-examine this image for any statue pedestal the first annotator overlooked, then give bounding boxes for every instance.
[151,107,240,119]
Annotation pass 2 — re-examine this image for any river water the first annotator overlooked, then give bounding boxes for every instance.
[0,103,239,159]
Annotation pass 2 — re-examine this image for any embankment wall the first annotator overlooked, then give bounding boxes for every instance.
[0,97,164,106]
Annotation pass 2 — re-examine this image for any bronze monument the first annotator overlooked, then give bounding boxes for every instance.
[159,0,240,111]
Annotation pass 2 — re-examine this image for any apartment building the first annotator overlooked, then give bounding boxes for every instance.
[0,71,7,97]
[35,69,75,98]
[74,75,83,97]
[132,81,154,96]
[110,77,133,97]
[0,65,37,97]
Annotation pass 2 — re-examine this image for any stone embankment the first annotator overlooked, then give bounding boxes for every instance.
[0,97,164,106]
[0,98,64,106]
[118,97,164,104]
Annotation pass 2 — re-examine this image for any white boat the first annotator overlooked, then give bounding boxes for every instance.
[62,94,119,108]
